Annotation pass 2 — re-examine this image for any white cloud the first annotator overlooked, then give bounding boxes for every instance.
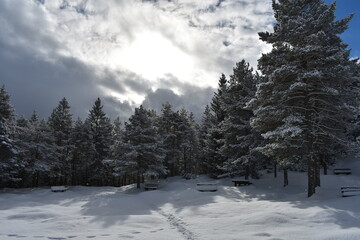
[0,0,274,120]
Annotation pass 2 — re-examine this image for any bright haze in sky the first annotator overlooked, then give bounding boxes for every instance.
[0,0,358,121]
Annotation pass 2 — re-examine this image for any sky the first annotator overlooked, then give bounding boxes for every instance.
[0,0,359,122]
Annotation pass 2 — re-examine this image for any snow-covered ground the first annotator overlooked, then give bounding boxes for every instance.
[1,158,360,240]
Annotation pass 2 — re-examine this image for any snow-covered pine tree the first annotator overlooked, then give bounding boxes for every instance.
[211,74,227,123]
[178,109,199,175]
[157,103,182,176]
[15,112,58,187]
[106,117,125,186]
[206,74,228,176]
[85,98,114,185]
[113,117,123,142]
[48,98,73,185]
[198,105,215,174]
[252,0,356,197]
[220,60,258,179]
[346,60,360,151]
[0,85,20,188]
[120,105,166,189]
[0,85,15,122]
[70,118,96,185]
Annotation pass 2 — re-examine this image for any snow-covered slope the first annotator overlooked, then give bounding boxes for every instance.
[1,160,360,240]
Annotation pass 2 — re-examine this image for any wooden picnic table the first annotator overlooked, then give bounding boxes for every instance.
[333,168,352,175]
[341,186,360,197]
[232,180,252,187]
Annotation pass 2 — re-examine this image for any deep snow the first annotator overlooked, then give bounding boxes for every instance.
[1,158,360,240]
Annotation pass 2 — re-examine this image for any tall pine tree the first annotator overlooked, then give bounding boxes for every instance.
[157,103,182,176]
[220,60,258,179]
[48,98,73,185]
[206,74,228,176]
[198,105,215,174]
[119,105,166,189]
[0,85,18,187]
[251,0,356,196]
[85,98,114,185]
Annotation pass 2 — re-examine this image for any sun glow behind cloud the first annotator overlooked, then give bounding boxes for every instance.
[110,31,195,86]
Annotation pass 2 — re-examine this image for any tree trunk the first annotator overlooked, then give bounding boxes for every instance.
[321,156,328,175]
[305,94,316,197]
[136,174,141,189]
[307,154,316,197]
[245,165,250,180]
[32,172,36,188]
[315,158,320,187]
[273,161,277,178]
[283,168,288,187]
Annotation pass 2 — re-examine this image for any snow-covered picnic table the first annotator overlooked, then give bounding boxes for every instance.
[196,182,217,192]
[341,186,360,197]
[144,183,158,190]
[51,186,68,192]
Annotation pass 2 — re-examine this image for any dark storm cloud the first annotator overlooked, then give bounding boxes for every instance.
[0,39,135,121]
[142,88,183,112]
[142,74,215,121]
[102,96,134,122]
[99,69,152,94]
[123,76,152,94]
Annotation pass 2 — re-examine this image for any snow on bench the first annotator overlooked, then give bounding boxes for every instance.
[196,183,217,192]
[144,183,158,191]
[341,187,360,197]
[333,168,352,175]
[51,186,68,192]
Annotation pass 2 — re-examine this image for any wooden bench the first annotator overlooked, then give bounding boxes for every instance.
[333,168,352,175]
[51,186,68,192]
[341,187,360,197]
[196,183,217,192]
[232,180,252,187]
[144,183,158,191]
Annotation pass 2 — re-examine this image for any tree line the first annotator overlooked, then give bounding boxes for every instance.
[1,0,360,197]
[0,91,204,189]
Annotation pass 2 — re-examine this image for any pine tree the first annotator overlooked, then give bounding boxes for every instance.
[113,117,123,142]
[252,0,356,196]
[48,98,73,185]
[211,74,227,123]
[178,109,199,175]
[15,113,58,187]
[107,117,124,186]
[206,74,228,175]
[0,85,19,187]
[198,105,215,174]
[85,98,114,185]
[220,60,258,179]
[157,103,182,176]
[70,118,96,185]
[0,85,15,122]
[120,105,166,189]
